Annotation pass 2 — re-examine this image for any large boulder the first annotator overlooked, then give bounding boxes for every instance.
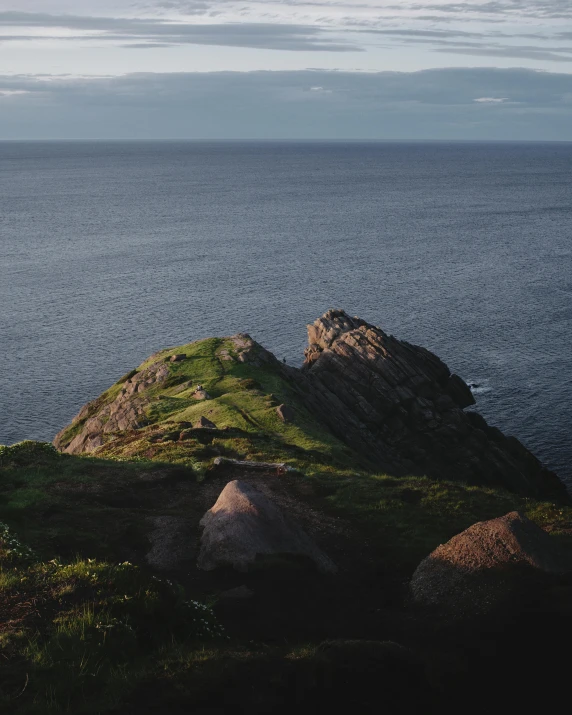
[410,511,569,615]
[197,480,337,574]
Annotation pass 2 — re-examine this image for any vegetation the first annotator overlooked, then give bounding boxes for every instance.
[2,339,572,712]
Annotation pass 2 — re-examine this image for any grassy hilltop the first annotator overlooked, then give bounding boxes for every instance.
[2,334,572,713]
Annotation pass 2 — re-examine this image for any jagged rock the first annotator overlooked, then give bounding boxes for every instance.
[410,511,569,615]
[299,309,566,499]
[194,416,217,429]
[197,480,337,574]
[231,333,274,367]
[54,360,170,454]
[276,404,295,423]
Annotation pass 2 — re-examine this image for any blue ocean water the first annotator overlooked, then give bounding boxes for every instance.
[1,141,571,483]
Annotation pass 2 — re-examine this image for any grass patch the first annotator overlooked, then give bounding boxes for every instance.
[0,556,225,714]
[325,473,572,571]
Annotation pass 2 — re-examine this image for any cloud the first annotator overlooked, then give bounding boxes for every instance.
[2,4,572,61]
[0,67,571,140]
[136,0,572,21]
[434,44,572,62]
[0,89,30,97]
[396,1,572,20]
[0,12,360,52]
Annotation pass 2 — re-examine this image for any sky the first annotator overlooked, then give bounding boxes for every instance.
[0,0,571,139]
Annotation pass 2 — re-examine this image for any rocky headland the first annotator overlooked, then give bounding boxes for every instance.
[55,308,565,501]
[2,310,572,713]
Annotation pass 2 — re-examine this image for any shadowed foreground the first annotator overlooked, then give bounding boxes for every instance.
[2,312,572,712]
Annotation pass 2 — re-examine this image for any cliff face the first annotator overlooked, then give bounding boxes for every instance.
[54,310,566,501]
[299,310,564,498]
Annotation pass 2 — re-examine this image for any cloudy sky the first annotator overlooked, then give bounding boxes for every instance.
[1,0,571,139]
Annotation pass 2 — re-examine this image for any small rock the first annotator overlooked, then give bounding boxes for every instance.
[193,389,211,400]
[169,354,186,362]
[276,404,295,423]
[194,416,217,429]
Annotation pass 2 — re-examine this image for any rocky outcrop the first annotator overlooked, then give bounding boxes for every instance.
[54,360,170,454]
[52,309,566,500]
[410,511,569,615]
[197,480,337,574]
[298,310,565,499]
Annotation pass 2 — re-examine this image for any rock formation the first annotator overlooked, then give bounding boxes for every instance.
[52,308,567,500]
[197,480,337,574]
[298,310,565,498]
[54,360,170,454]
[410,511,569,615]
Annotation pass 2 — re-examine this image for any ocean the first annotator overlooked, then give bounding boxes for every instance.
[1,141,571,484]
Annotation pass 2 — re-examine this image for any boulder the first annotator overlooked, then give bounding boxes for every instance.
[194,416,217,429]
[276,404,295,423]
[193,388,211,400]
[410,511,569,615]
[197,480,337,574]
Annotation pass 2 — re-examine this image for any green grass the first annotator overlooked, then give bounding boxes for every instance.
[2,439,572,713]
[57,336,354,471]
[325,473,572,571]
[0,441,195,560]
[3,334,572,713]
[0,556,225,714]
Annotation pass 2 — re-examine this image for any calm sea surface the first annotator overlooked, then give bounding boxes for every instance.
[1,142,571,484]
